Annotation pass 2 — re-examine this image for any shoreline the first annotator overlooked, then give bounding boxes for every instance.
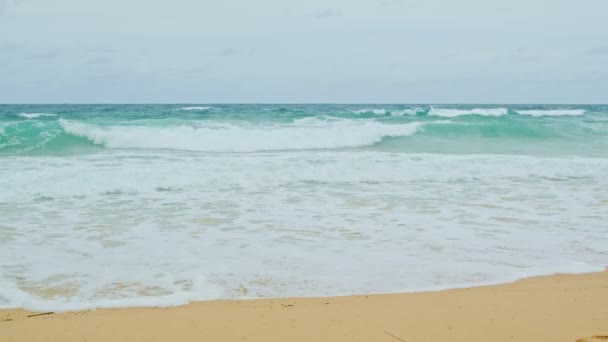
[2,266,606,313]
[2,269,607,342]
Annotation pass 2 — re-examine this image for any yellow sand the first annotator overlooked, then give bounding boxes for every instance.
[1,270,607,342]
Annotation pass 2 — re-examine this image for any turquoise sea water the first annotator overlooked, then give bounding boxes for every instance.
[1,104,607,156]
[1,104,607,311]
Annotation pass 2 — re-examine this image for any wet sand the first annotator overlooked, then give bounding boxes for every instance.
[1,270,607,342]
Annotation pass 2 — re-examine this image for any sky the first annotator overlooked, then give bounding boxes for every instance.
[0,0,607,103]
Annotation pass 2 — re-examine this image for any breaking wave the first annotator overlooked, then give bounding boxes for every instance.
[59,118,425,152]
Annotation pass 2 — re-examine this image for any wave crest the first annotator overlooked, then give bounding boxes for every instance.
[60,118,424,152]
[18,113,58,119]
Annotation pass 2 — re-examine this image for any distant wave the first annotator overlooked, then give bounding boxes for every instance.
[352,108,421,116]
[515,109,585,117]
[390,108,422,116]
[18,113,58,119]
[60,118,426,152]
[178,106,213,111]
[353,109,388,115]
[351,107,588,118]
[428,107,508,117]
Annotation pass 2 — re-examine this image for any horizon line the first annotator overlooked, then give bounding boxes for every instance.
[1,102,607,105]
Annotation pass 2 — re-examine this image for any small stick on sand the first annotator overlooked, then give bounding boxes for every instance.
[27,312,54,318]
[384,330,407,342]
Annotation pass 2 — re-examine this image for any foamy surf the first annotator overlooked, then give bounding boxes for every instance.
[1,152,607,311]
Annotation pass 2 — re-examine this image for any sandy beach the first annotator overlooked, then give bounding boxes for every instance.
[1,270,606,342]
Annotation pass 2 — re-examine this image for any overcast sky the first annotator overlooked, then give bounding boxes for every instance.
[0,0,606,103]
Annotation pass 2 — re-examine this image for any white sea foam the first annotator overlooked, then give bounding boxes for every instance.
[1,152,607,311]
[18,112,58,119]
[429,107,508,117]
[515,109,585,117]
[59,118,424,152]
[178,106,213,111]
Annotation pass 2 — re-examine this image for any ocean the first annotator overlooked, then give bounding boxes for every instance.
[1,104,607,311]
